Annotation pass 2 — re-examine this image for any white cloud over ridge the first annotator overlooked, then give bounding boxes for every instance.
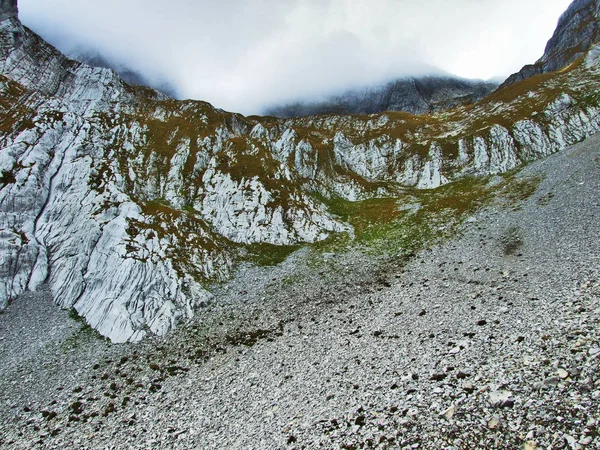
[20,0,573,115]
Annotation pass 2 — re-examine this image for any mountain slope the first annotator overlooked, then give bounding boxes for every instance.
[2,105,600,449]
[71,50,179,99]
[2,0,600,342]
[265,76,498,118]
[501,0,600,88]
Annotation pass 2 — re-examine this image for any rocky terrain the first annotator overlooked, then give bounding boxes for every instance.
[70,50,179,99]
[1,0,600,447]
[264,76,498,118]
[501,0,600,88]
[1,111,599,450]
[2,0,600,343]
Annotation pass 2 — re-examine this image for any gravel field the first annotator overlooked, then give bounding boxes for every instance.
[1,134,600,449]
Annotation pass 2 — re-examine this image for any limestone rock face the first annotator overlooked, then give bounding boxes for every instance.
[2,0,600,343]
[501,0,600,88]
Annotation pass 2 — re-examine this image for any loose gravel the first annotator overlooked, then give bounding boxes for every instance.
[1,134,600,449]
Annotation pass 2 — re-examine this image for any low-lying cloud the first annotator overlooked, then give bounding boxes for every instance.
[20,0,573,115]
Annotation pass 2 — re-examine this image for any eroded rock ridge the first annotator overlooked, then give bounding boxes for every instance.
[1,0,600,342]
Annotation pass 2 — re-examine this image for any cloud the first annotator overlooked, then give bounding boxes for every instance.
[19,0,573,115]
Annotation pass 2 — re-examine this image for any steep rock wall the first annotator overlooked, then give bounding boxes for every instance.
[2,1,600,342]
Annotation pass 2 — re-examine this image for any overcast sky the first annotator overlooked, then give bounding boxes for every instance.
[19,0,573,115]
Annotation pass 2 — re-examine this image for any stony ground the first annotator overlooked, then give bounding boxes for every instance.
[1,134,600,449]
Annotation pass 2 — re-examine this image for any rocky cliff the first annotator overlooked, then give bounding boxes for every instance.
[265,76,497,118]
[501,0,600,88]
[1,0,600,342]
[0,0,16,20]
[71,50,179,99]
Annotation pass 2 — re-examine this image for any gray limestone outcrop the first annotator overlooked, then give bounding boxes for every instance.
[1,0,600,343]
[1,118,599,449]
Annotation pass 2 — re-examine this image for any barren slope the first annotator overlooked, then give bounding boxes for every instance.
[1,121,599,450]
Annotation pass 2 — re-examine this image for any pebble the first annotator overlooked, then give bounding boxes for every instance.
[443,406,457,420]
[488,416,501,430]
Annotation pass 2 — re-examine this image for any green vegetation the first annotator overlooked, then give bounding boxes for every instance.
[310,173,543,264]
[499,175,543,207]
[243,243,301,267]
[62,309,108,351]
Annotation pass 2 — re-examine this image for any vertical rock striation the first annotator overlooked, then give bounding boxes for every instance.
[1,0,600,342]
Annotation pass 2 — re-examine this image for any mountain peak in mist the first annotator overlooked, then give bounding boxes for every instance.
[264,75,498,118]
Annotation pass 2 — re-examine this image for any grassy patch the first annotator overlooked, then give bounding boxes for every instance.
[354,177,492,254]
[311,172,542,263]
[497,175,543,207]
[309,177,490,261]
[62,309,108,351]
[243,243,301,267]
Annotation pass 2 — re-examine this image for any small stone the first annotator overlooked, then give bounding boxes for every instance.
[443,405,456,420]
[488,416,501,430]
[41,411,57,421]
[557,368,569,379]
[463,382,475,394]
[430,373,447,382]
[544,377,561,386]
[586,418,596,428]
[407,408,419,417]
[489,389,514,408]
[564,435,577,448]
[524,441,537,450]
